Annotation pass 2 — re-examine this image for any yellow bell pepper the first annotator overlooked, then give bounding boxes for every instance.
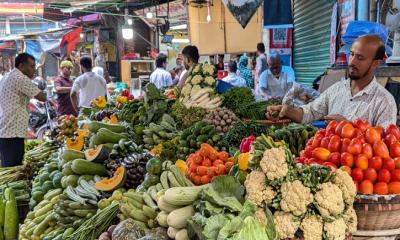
[238,153,250,171]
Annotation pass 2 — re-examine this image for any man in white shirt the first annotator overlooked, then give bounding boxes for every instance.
[222,60,247,88]
[71,56,107,112]
[149,53,173,89]
[257,53,295,100]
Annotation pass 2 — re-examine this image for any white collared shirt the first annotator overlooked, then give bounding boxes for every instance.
[301,78,397,128]
[71,72,107,108]
[222,73,247,88]
[149,68,173,89]
[258,66,296,100]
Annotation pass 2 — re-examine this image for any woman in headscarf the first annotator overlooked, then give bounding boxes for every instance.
[238,55,254,88]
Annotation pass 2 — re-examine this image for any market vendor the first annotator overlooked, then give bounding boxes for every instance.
[178,45,200,87]
[149,53,173,89]
[257,53,295,101]
[54,61,78,117]
[70,56,107,114]
[222,60,247,87]
[0,53,47,167]
[267,35,397,128]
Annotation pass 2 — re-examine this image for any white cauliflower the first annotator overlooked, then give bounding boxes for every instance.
[332,169,357,206]
[202,64,216,76]
[244,170,276,206]
[314,183,345,220]
[280,180,313,216]
[343,207,357,234]
[192,64,202,75]
[260,147,289,181]
[181,83,192,96]
[273,211,300,239]
[324,218,347,240]
[191,74,203,85]
[205,76,216,86]
[255,208,267,225]
[300,215,323,240]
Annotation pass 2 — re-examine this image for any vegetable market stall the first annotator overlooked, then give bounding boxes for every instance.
[0,62,398,240]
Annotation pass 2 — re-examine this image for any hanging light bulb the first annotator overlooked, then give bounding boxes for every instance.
[80,33,84,38]
[122,25,133,40]
[146,11,153,19]
[127,18,133,25]
[207,1,211,23]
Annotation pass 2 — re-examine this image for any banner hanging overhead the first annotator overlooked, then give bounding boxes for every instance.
[222,0,263,28]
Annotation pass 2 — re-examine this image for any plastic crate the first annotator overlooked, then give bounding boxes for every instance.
[216,80,234,94]
[312,120,327,129]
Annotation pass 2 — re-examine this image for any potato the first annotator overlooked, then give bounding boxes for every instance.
[99,232,111,240]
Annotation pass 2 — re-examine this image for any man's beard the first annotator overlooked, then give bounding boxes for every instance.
[349,62,373,81]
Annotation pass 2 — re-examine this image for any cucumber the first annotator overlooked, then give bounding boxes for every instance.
[71,159,107,176]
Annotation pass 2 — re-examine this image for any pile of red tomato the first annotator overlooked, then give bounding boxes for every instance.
[297,119,400,195]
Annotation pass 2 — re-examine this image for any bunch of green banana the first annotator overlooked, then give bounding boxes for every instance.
[142,114,180,150]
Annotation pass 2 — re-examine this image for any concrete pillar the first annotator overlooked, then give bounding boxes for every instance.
[357,0,369,20]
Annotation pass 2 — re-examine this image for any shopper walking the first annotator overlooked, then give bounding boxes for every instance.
[70,56,107,113]
[54,60,78,116]
[238,55,254,88]
[149,53,173,89]
[0,53,47,167]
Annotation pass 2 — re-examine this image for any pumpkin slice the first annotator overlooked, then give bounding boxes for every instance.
[95,166,126,192]
[66,136,84,151]
[77,128,89,138]
[84,144,109,163]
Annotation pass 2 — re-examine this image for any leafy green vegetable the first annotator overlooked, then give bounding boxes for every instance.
[225,122,269,149]
[264,207,278,240]
[145,83,162,102]
[239,201,257,219]
[217,217,243,240]
[211,176,244,202]
[203,214,229,240]
[171,101,207,129]
[231,217,271,240]
[222,87,255,112]
[202,186,243,212]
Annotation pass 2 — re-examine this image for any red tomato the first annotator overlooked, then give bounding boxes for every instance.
[386,124,400,140]
[341,123,355,139]
[364,168,378,183]
[351,168,364,182]
[213,160,224,167]
[390,169,400,182]
[312,147,331,161]
[322,162,337,171]
[373,141,390,159]
[384,134,397,149]
[378,169,391,183]
[355,135,366,144]
[374,182,389,195]
[388,182,400,194]
[202,158,212,167]
[306,137,314,146]
[353,119,370,132]
[382,158,395,171]
[375,126,385,137]
[341,165,352,175]
[312,135,323,148]
[200,175,211,184]
[390,142,400,158]
[304,146,314,158]
[354,181,359,192]
[335,121,348,136]
[366,127,382,145]
[341,138,351,153]
[353,128,363,138]
[225,162,234,171]
[326,120,338,134]
[359,180,374,194]
[362,143,373,159]
[347,139,363,155]
[328,152,341,167]
[328,135,341,153]
[341,152,354,167]
[355,154,369,170]
[394,157,400,169]
[216,164,227,175]
[369,156,383,170]
[320,137,330,149]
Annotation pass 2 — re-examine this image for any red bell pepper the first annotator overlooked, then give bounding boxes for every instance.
[239,136,256,153]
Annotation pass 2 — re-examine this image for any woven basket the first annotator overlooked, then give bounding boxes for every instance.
[354,194,400,231]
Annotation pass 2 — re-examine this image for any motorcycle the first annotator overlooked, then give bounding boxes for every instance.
[26,78,58,139]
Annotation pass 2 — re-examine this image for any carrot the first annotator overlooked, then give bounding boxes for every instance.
[193,175,202,185]
[217,151,229,162]
[200,143,216,158]
[216,164,227,175]
[225,162,234,172]
[202,158,212,167]
[189,163,199,173]
[213,160,224,167]
[208,167,217,178]
[201,175,211,184]
[197,166,209,176]
[193,154,203,164]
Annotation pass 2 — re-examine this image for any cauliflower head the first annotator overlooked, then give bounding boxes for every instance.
[260,147,289,181]
[202,64,216,76]
[343,207,357,234]
[191,74,203,85]
[315,182,345,220]
[181,83,192,96]
[255,208,267,225]
[332,169,356,206]
[300,215,323,240]
[192,64,202,75]
[245,170,276,206]
[280,180,313,216]
[324,218,347,240]
[273,211,300,239]
[205,76,216,86]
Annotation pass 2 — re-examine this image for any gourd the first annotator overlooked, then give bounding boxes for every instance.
[163,187,202,206]
[88,121,125,134]
[156,211,168,227]
[84,144,109,163]
[167,227,178,239]
[96,128,128,144]
[112,219,145,240]
[62,149,85,162]
[66,136,84,151]
[167,205,194,229]
[157,196,180,213]
[175,229,189,240]
[4,188,18,240]
[91,96,107,109]
[95,166,126,192]
[71,159,107,176]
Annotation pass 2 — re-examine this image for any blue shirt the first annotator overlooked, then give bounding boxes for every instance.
[222,73,247,88]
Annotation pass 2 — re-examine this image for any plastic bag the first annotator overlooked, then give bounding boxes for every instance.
[342,21,388,45]
[282,83,320,107]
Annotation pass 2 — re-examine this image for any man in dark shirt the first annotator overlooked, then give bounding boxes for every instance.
[54,61,77,116]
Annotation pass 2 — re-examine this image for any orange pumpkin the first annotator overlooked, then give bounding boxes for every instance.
[77,128,89,138]
[91,96,107,109]
[95,166,126,191]
[66,136,84,151]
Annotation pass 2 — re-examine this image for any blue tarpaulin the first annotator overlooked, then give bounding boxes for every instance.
[24,40,42,63]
